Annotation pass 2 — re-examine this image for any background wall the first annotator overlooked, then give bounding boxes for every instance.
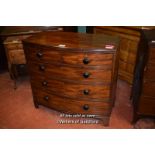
[78,26,86,33]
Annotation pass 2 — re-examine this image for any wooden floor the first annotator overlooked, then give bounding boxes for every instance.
[0,72,133,129]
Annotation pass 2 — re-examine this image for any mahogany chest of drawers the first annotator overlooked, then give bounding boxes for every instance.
[132,29,155,123]
[23,32,119,126]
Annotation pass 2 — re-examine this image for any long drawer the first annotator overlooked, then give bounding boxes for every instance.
[28,62,112,84]
[31,77,111,101]
[32,88,111,116]
[25,46,113,66]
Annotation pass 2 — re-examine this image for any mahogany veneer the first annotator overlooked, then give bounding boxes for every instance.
[23,32,119,126]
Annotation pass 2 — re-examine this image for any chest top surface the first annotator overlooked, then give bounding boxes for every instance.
[23,32,119,52]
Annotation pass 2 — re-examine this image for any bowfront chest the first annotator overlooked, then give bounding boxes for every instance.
[23,32,119,126]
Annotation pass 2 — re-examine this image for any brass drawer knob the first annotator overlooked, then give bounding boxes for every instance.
[83,72,90,78]
[44,96,49,101]
[36,52,43,58]
[83,89,90,95]
[39,65,45,71]
[83,57,90,64]
[42,81,48,86]
[83,104,89,111]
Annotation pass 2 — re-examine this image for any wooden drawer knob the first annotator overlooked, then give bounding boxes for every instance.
[83,72,90,78]
[36,52,43,58]
[83,57,90,64]
[39,65,45,71]
[44,96,49,101]
[83,104,89,110]
[42,81,48,86]
[83,89,90,95]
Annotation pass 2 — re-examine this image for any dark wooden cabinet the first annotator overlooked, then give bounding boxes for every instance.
[23,32,119,126]
[132,29,155,123]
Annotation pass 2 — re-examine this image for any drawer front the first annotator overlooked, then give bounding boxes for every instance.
[25,46,113,66]
[33,88,111,116]
[142,82,155,97]
[25,48,62,64]
[5,43,23,50]
[9,49,26,64]
[62,53,113,66]
[29,63,112,84]
[138,96,155,116]
[31,77,111,100]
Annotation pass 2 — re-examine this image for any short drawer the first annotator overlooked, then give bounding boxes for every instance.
[29,63,112,84]
[31,77,111,100]
[33,88,111,116]
[25,47,62,64]
[62,52,113,66]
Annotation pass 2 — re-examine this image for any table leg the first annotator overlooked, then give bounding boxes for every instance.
[11,64,18,89]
